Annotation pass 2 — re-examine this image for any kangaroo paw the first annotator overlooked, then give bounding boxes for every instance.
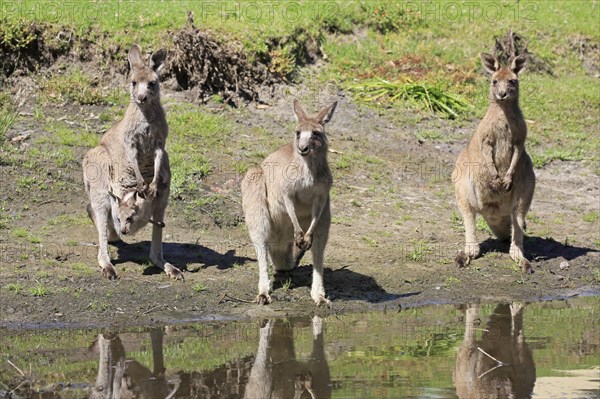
[521,259,534,274]
[102,265,118,280]
[164,263,184,280]
[256,294,272,305]
[313,295,331,308]
[455,251,471,268]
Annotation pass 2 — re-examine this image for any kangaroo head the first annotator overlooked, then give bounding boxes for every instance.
[292,100,337,158]
[481,53,527,103]
[110,189,142,235]
[128,44,166,106]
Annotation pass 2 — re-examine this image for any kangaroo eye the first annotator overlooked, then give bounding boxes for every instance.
[508,79,517,85]
[126,216,133,223]
[312,130,321,136]
[148,81,155,88]
[296,131,300,137]
[492,80,498,85]
[132,81,137,87]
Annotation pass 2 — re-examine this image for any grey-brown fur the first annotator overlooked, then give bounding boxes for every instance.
[82,44,182,280]
[241,100,337,306]
[452,53,535,273]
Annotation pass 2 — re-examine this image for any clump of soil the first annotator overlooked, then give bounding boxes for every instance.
[171,13,281,105]
[0,20,72,80]
[570,34,600,78]
[491,29,552,74]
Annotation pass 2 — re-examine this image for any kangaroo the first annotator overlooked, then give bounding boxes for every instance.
[453,53,535,273]
[241,100,337,306]
[454,303,535,399]
[83,44,182,280]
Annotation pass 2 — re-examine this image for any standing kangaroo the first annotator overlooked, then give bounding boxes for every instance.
[83,44,182,280]
[453,53,535,273]
[241,100,337,306]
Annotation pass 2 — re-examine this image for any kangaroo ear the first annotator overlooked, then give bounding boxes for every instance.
[122,190,137,205]
[150,49,167,72]
[481,53,500,74]
[509,54,528,75]
[128,44,143,69]
[317,101,337,125]
[108,188,121,205]
[293,99,307,122]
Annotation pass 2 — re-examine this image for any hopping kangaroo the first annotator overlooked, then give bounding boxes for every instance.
[453,53,535,273]
[83,44,182,280]
[241,100,337,306]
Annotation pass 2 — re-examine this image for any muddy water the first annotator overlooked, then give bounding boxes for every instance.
[0,297,598,399]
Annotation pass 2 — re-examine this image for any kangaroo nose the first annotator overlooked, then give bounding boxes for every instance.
[138,94,147,103]
[498,91,507,99]
[298,145,309,155]
[121,227,129,235]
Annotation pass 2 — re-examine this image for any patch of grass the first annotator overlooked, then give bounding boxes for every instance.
[449,211,464,232]
[72,262,94,275]
[168,105,232,195]
[0,201,11,230]
[16,176,39,189]
[0,18,37,51]
[29,283,48,297]
[407,240,432,262]
[362,1,425,34]
[416,130,443,141]
[332,215,352,226]
[0,99,19,141]
[42,121,100,148]
[583,211,598,223]
[334,154,353,170]
[362,236,378,248]
[443,276,460,287]
[476,217,492,235]
[281,278,293,292]
[347,78,472,119]
[11,227,41,243]
[4,282,23,294]
[47,214,90,227]
[193,283,207,293]
[40,68,119,105]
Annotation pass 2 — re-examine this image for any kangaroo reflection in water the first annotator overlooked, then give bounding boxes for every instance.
[454,303,536,399]
[91,316,330,399]
[91,329,178,399]
[244,316,331,399]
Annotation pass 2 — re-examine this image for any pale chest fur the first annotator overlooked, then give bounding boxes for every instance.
[480,107,526,176]
[288,162,331,208]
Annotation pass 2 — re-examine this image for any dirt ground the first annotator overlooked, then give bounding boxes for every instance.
[1,61,599,330]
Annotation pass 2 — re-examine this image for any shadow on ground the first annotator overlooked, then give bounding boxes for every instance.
[275,264,420,303]
[112,241,254,274]
[480,236,599,261]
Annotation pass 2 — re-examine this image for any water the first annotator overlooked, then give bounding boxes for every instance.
[1,297,598,399]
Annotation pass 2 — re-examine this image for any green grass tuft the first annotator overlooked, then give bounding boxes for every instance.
[347,78,472,119]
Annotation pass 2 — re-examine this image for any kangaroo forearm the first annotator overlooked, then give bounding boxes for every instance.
[152,148,164,183]
[481,143,499,177]
[305,198,327,236]
[284,195,302,232]
[506,145,522,178]
[126,145,145,183]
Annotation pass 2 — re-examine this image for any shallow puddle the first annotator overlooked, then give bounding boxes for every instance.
[1,296,598,398]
